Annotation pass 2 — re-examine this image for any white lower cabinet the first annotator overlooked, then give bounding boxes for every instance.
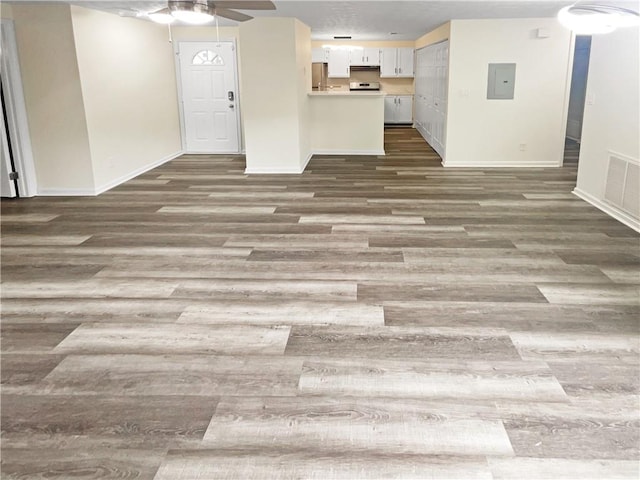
[384,95,413,124]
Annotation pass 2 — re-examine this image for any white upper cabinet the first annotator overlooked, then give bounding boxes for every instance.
[380,47,415,78]
[327,49,350,78]
[311,47,329,63]
[380,48,397,77]
[350,48,380,66]
[396,48,415,77]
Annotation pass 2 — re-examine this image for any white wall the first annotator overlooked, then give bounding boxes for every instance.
[71,6,182,193]
[415,22,450,49]
[295,20,312,165]
[310,95,385,154]
[444,18,573,167]
[8,5,183,195]
[574,26,640,231]
[239,18,311,173]
[11,5,95,193]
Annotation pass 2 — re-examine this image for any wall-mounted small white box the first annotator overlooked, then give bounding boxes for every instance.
[487,63,516,100]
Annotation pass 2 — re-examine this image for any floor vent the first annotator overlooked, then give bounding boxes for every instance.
[604,152,640,218]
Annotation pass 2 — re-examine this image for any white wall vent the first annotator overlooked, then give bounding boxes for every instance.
[604,152,640,219]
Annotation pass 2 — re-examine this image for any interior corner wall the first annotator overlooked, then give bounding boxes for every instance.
[70,6,182,193]
[0,3,13,18]
[294,19,312,169]
[239,17,309,173]
[415,22,450,49]
[10,4,95,194]
[444,18,572,167]
[574,27,640,231]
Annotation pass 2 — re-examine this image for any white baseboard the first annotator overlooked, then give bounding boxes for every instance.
[244,169,305,174]
[301,152,313,172]
[442,160,561,168]
[573,187,640,232]
[94,150,183,195]
[244,152,311,174]
[566,119,582,141]
[312,149,386,156]
[37,150,183,197]
[37,187,98,196]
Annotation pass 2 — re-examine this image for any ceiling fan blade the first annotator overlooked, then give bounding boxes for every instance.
[212,1,276,10]
[213,7,254,22]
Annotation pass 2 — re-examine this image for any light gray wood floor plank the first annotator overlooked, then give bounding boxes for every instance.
[178,302,384,326]
[202,396,515,456]
[488,457,640,480]
[298,358,568,401]
[36,354,303,396]
[154,450,493,480]
[53,323,291,355]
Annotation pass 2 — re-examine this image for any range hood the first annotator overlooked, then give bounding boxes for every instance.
[350,65,380,71]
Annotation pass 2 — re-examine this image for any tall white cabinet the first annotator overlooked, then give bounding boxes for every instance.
[414,40,449,160]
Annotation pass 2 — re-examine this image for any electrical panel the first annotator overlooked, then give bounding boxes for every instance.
[487,63,516,100]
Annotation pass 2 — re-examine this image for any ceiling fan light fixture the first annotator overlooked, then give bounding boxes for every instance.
[148,8,175,24]
[169,0,214,25]
[557,4,640,35]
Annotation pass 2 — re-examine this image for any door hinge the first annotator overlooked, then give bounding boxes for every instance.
[9,171,18,181]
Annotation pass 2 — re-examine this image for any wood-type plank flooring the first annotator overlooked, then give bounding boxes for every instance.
[1,127,639,479]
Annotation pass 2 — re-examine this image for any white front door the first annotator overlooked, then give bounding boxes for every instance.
[178,42,239,153]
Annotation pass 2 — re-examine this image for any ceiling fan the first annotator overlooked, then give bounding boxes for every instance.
[149,0,276,25]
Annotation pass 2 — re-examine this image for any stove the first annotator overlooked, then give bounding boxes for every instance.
[349,82,381,91]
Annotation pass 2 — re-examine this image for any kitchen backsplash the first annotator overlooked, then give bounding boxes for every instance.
[322,68,414,95]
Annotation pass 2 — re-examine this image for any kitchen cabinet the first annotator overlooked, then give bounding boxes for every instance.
[327,49,350,78]
[350,48,380,66]
[384,95,413,124]
[311,47,329,63]
[380,47,415,78]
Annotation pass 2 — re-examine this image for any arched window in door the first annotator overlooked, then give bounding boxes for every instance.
[192,50,225,66]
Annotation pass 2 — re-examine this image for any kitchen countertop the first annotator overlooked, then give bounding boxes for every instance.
[308,90,386,97]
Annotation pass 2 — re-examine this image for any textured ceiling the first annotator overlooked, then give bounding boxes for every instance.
[7,0,640,40]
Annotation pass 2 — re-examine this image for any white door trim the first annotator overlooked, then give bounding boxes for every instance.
[0,19,37,197]
[173,39,242,154]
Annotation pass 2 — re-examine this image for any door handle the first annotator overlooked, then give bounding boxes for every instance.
[228,91,235,101]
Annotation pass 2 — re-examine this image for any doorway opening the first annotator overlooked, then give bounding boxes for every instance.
[564,35,592,167]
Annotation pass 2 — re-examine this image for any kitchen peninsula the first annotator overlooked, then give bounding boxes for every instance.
[308,88,386,156]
